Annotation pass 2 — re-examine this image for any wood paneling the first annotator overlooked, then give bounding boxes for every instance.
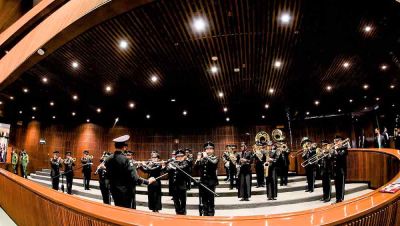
[0,148,399,226]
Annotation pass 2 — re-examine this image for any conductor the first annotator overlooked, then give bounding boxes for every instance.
[104,135,156,208]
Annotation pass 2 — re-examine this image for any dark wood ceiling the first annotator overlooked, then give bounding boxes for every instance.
[1,0,400,127]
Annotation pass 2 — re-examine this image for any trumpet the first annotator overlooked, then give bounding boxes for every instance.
[290,149,305,158]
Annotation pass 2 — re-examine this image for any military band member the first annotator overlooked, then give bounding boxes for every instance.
[265,142,278,200]
[195,141,219,216]
[81,150,93,190]
[301,137,316,192]
[139,152,163,212]
[333,135,349,203]
[168,151,176,199]
[222,145,237,190]
[11,148,19,174]
[104,135,156,209]
[50,150,63,190]
[167,149,189,215]
[20,149,29,178]
[319,140,332,202]
[96,151,111,204]
[253,142,266,188]
[237,142,252,201]
[278,145,290,186]
[63,151,75,194]
[185,148,194,190]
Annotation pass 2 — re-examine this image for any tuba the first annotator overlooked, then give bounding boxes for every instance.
[254,131,270,161]
[271,129,286,142]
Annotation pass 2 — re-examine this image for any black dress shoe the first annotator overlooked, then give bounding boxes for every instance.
[323,199,331,203]
[335,199,343,203]
[240,198,245,201]
[272,198,277,200]
[320,198,325,201]
[268,198,272,200]
[224,178,229,181]
[256,185,260,188]
[305,190,310,192]
[244,198,250,201]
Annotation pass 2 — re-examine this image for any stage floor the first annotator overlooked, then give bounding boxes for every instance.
[29,169,373,216]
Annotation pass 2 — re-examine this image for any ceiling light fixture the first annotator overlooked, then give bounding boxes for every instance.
[265,104,270,109]
[86,119,90,123]
[234,68,240,72]
[72,95,78,100]
[96,108,101,113]
[192,16,207,32]
[226,117,230,122]
[261,115,265,119]
[42,77,48,83]
[183,110,187,116]
[119,40,128,49]
[314,100,320,106]
[364,26,372,32]
[343,62,350,68]
[171,98,176,102]
[52,116,56,119]
[23,88,28,93]
[19,111,22,114]
[211,56,218,61]
[380,64,388,70]
[326,85,332,91]
[50,101,54,106]
[72,112,76,116]
[218,92,224,98]
[105,85,112,92]
[150,75,158,83]
[349,99,353,103]
[129,102,135,108]
[223,107,228,112]
[32,116,35,119]
[211,66,218,74]
[32,106,37,111]
[72,61,79,68]
[268,88,275,94]
[274,60,282,68]
[146,114,151,119]
[9,96,14,100]
[280,13,291,24]
[390,84,395,89]
[363,84,369,90]
[306,111,310,115]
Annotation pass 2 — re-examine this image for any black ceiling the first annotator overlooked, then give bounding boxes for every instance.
[1,0,400,127]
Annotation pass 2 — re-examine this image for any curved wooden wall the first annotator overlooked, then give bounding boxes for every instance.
[0,148,399,226]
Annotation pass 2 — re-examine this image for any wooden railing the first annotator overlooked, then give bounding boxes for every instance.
[0,148,399,226]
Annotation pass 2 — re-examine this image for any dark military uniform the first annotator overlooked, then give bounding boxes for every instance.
[319,141,332,202]
[97,151,111,204]
[105,150,149,208]
[253,151,266,187]
[222,147,237,190]
[237,146,252,200]
[301,137,316,192]
[185,149,194,190]
[81,151,92,190]
[50,151,62,190]
[63,154,75,195]
[195,141,219,216]
[278,149,290,186]
[140,161,163,212]
[167,157,189,215]
[265,148,278,200]
[333,140,348,203]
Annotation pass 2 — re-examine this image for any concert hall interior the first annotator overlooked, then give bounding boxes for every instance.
[0,0,400,225]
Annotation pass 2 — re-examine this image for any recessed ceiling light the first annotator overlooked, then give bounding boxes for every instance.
[182,110,187,116]
[72,61,79,68]
[9,96,14,100]
[32,106,37,111]
[86,119,90,123]
[192,16,207,32]
[363,84,369,90]
[129,102,135,108]
[105,85,112,92]
[23,88,28,93]
[52,116,56,119]
[226,117,230,122]
[326,85,332,91]
[234,68,240,72]
[72,95,78,100]
[32,116,35,119]
[380,64,388,70]
[150,75,158,83]
[338,109,342,112]
[314,100,320,106]
[392,104,396,107]
[364,107,368,110]
[364,26,372,32]
[306,111,310,115]
[390,84,395,89]
[274,60,282,68]
[210,65,218,74]
[211,56,218,61]
[0,101,3,105]
[42,77,48,83]
[261,115,265,119]
[223,107,228,112]
[37,48,45,55]
[265,104,270,109]
[171,98,176,102]
[343,62,350,68]
[50,101,54,106]
[119,40,128,49]
[19,110,22,114]
[376,97,380,101]
[218,92,224,98]
[72,112,76,116]
[279,13,291,24]
[146,114,151,119]
[349,99,353,103]
[96,108,101,113]
[268,88,275,94]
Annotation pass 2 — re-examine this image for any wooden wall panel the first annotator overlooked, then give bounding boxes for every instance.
[8,115,357,178]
